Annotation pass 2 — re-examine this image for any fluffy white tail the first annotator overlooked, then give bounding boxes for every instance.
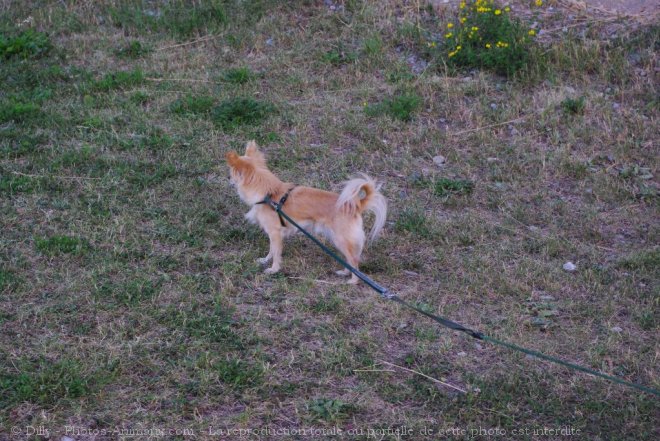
[336,175,387,242]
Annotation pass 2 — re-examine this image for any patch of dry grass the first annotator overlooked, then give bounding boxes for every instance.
[1,1,658,440]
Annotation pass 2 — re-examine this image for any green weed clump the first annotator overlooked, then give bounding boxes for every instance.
[309,398,354,422]
[215,358,263,389]
[0,29,51,59]
[97,278,160,306]
[0,101,41,123]
[93,69,145,91]
[109,0,227,39]
[0,269,17,291]
[0,174,35,194]
[171,94,215,115]
[211,97,274,130]
[365,93,422,121]
[432,0,540,76]
[0,359,90,406]
[561,96,586,115]
[114,40,150,58]
[321,46,357,65]
[395,207,432,237]
[35,235,89,255]
[432,177,474,196]
[220,67,256,84]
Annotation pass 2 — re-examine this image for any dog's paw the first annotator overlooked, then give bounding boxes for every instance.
[346,277,359,285]
[264,267,280,275]
[257,257,271,265]
[335,269,350,277]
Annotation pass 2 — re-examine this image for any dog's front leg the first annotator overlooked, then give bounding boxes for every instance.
[264,228,283,274]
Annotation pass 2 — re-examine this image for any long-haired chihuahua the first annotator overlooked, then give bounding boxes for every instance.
[226,141,387,284]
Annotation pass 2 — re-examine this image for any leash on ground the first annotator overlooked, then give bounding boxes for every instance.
[260,195,660,397]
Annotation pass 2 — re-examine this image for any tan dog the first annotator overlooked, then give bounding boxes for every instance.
[226,141,387,284]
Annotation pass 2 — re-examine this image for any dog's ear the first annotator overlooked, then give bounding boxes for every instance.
[244,140,266,165]
[225,151,240,166]
[225,150,253,177]
[245,140,259,156]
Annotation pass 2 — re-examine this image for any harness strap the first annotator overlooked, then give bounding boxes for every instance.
[256,186,296,227]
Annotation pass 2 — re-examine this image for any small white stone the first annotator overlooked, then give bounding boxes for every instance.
[611,326,623,333]
[486,157,498,162]
[457,351,467,357]
[433,155,446,166]
[563,262,577,272]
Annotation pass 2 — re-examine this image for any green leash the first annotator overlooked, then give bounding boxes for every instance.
[260,195,660,397]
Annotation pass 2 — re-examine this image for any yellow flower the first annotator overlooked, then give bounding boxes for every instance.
[460,1,466,9]
[427,41,437,48]
[460,17,467,23]
[445,32,453,38]
[471,26,479,31]
[447,23,454,29]
[485,43,491,48]
[535,0,543,6]
[505,6,511,12]
[528,29,536,36]
[494,9,501,15]
[448,51,456,58]
[456,45,462,50]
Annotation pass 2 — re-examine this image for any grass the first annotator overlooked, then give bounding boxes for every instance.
[395,207,433,238]
[114,39,150,58]
[170,94,215,115]
[321,46,358,65]
[0,1,658,439]
[0,358,115,407]
[0,174,36,193]
[365,93,422,121]
[0,101,41,123]
[96,277,160,306]
[35,235,89,255]
[109,0,228,39]
[211,97,275,130]
[92,68,145,91]
[561,96,586,115]
[220,66,256,84]
[432,177,474,197]
[214,358,264,390]
[0,29,51,59]
[308,398,355,422]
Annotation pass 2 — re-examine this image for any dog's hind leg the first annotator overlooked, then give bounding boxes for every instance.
[334,238,362,284]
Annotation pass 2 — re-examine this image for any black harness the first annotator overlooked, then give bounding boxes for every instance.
[256,186,296,227]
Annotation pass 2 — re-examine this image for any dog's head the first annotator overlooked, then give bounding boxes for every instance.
[225,140,267,184]
[225,141,272,204]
